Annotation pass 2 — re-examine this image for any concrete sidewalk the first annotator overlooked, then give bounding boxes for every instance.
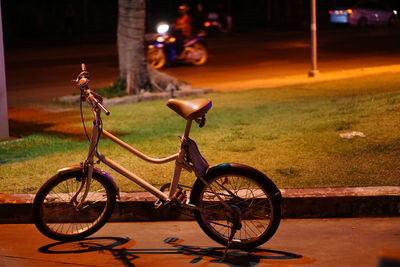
[1,186,399,223]
[1,218,400,266]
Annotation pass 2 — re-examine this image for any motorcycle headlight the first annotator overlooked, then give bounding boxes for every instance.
[157,23,169,34]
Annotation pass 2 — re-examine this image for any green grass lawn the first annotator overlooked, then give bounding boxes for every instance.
[1,72,400,193]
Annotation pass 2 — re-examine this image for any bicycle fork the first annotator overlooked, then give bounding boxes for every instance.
[70,111,100,210]
[69,161,94,211]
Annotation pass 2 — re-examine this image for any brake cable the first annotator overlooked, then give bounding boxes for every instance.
[80,91,102,162]
[80,91,90,142]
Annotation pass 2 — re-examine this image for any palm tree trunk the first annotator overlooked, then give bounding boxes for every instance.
[117,0,189,95]
[117,0,149,95]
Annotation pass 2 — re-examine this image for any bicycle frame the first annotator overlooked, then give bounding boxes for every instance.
[83,107,194,205]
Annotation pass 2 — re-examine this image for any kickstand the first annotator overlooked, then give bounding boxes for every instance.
[221,226,237,262]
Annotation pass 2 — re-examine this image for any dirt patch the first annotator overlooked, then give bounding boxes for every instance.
[8,106,84,139]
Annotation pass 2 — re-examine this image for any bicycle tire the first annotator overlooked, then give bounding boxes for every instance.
[190,164,281,249]
[33,171,117,242]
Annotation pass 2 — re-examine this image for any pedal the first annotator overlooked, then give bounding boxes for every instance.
[172,188,187,206]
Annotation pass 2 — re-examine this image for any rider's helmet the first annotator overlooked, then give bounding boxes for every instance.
[178,3,189,14]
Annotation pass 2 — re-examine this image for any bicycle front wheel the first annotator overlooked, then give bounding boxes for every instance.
[191,165,281,249]
[33,171,117,241]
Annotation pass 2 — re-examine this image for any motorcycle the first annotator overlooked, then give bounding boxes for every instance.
[146,23,208,69]
[203,11,232,34]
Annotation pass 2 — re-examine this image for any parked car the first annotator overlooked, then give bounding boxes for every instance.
[329,1,398,27]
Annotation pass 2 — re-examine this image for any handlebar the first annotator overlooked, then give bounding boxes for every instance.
[88,92,110,116]
[76,63,110,116]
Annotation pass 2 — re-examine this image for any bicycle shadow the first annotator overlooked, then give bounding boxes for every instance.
[38,236,315,266]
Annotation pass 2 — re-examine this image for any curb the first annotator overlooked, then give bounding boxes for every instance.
[1,186,399,223]
[55,88,213,106]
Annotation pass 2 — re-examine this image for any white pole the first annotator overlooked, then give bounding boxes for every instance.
[0,0,9,138]
[308,0,319,77]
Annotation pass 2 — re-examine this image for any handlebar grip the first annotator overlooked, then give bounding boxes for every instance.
[89,94,110,116]
[97,101,110,116]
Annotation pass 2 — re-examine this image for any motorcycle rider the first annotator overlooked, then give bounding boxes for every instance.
[172,3,192,57]
[146,3,207,69]
[174,3,192,38]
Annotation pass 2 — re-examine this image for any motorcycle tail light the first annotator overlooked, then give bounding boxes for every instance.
[204,21,211,27]
[346,9,353,14]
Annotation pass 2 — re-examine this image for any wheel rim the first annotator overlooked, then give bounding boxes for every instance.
[189,44,207,65]
[198,175,274,244]
[38,176,111,237]
[147,48,165,69]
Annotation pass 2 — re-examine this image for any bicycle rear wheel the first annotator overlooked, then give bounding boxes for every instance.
[33,171,117,241]
[190,165,281,249]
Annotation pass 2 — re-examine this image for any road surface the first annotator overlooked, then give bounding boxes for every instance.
[5,28,400,106]
[0,218,399,266]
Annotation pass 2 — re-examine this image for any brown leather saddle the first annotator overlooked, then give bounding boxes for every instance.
[167,98,212,120]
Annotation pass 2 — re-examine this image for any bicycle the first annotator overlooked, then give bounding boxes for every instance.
[32,64,282,252]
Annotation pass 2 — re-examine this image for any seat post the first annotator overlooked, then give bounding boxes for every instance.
[168,119,193,199]
[184,119,192,138]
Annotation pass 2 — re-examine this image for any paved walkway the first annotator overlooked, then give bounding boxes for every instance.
[203,64,400,91]
[1,218,400,266]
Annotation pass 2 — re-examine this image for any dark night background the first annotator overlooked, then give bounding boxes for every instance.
[2,0,400,48]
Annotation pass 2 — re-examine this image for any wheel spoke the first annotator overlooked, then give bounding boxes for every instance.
[195,172,280,248]
[34,174,115,241]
